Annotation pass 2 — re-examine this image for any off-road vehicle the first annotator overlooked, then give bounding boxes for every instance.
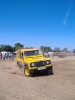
[16,48,53,77]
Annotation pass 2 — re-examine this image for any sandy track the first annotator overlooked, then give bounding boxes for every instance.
[0,57,75,100]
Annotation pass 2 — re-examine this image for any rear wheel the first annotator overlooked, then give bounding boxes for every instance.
[17,62,21,68]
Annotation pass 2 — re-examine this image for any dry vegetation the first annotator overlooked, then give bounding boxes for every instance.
[0,57,75,100]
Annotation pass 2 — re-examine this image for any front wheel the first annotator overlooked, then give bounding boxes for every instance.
[24,67,33,77]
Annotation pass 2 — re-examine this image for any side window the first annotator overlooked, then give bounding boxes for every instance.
[19,52,24,59]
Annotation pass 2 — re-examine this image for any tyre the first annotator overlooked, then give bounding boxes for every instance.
[24,67,33,77]
[46,67,53,75]
[50,67,53,75]
[17,62,19,67]
[17,62,21,68]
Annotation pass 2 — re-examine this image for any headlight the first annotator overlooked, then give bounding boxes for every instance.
[46,60,51,64]
[30,63,35,67]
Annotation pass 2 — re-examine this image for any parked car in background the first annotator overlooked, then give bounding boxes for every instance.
[58,52,66,58]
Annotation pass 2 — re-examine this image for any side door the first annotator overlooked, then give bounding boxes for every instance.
[19,52,24,67]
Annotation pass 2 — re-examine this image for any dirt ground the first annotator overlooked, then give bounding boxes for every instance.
[0,56,75,100]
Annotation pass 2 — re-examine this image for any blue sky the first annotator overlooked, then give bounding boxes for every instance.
[0,0,75,50]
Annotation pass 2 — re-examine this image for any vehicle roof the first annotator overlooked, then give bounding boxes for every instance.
[18,48,39,52]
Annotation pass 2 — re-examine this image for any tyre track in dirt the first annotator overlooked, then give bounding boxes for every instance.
[0,57,75,100]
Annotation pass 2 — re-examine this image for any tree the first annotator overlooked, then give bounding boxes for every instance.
[0,45,2,51]
[0,45,13,52]
[73,49,75,53]
[54,47,60,53]
[25,47,33,49]
[12,47,16,52]
[40,46,44,52]
[63,48,68,52]
[40,46,52,53]
[29,47,33,49]
[14,43,24,50]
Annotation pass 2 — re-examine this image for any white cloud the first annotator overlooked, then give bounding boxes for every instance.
[63,9,71,25]
[63,0,74,26]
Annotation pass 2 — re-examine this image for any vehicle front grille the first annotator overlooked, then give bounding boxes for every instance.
[36,61,46,67]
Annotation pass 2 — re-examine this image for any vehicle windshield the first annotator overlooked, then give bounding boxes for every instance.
[24,50,42,56]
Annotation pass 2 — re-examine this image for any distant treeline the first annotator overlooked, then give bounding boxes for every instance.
[0,43,24,52]
[0,43,75,53]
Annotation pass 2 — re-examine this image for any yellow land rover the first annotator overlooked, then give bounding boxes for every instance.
[16,48,53,77]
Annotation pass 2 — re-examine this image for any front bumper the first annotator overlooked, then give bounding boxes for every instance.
[30,66,53,72]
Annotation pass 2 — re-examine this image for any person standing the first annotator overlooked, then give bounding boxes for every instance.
[9,53,11,60]
[0,52,2,60]
[2,53,5,60]
[5,52,9,60]
[9,52,13,60]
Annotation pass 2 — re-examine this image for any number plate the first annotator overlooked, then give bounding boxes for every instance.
[38,67,46,70]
